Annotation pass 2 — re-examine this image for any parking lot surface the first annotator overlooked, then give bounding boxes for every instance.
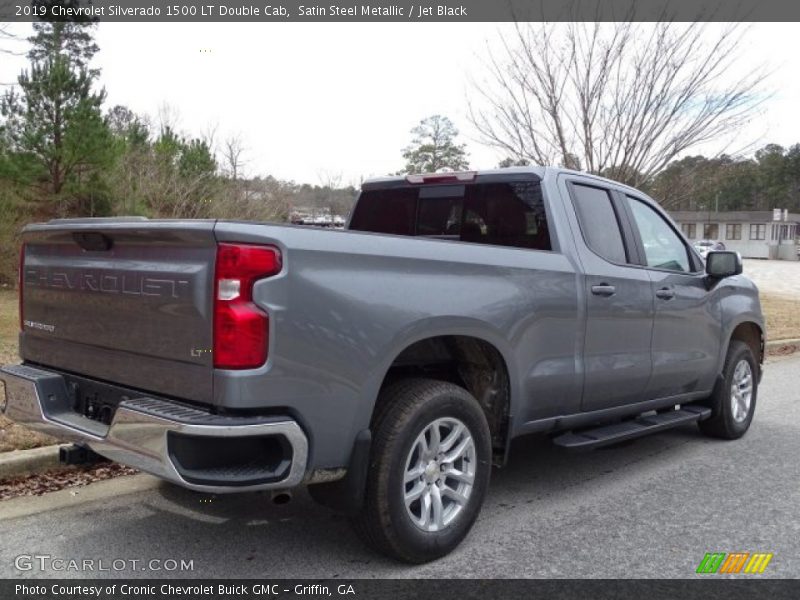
[743,259,800,297]
[0,354,798,579]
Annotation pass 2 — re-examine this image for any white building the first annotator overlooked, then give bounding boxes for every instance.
[669,210,799,260]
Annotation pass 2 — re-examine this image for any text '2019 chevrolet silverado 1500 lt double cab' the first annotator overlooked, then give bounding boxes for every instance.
[0,167,764,563]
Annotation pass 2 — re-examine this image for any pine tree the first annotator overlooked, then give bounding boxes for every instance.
[1,6,112,196]
[401,115,469,174]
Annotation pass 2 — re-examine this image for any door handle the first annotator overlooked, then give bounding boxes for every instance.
[655,287,675,300]
[591,284,616,297]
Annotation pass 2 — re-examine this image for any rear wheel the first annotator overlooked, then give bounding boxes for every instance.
[351,378,491,563]
[698,340,758,439]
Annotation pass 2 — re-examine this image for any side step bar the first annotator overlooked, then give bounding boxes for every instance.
[553,405,712,450]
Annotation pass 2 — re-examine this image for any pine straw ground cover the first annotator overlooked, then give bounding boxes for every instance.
[0,462,138,501]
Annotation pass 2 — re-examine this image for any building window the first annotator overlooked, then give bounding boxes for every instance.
[725,224,742,240]
[703,223,719,240]
[750,224,766,240]
[681,223,696,239]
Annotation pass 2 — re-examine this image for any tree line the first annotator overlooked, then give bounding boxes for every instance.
[0,14,792,286]
[0,14,358,284]
[644,146,800,213]
[403,120,800,215]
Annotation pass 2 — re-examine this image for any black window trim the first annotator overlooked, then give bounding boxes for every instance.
[609,189,646,266]
[565,179,643,267]
[621,193,704,275]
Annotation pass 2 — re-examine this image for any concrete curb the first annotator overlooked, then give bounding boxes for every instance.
[766,338,800,354]
[0,444,68,480]
[0,473,161,520]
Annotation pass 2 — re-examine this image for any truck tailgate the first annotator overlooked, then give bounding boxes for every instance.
[19,219,216,403]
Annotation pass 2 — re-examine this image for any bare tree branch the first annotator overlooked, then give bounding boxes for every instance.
[0,23,24,56]
[157,102,181,133]
[222,133,247,181]
[201,121,218,154]
[0,23,27,85]
[469,20,769,187]
[317,169,345,219]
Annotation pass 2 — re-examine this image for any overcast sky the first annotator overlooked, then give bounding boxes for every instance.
[2,22,799,184]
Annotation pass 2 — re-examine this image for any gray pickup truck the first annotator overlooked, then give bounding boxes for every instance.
[0,167,764,563]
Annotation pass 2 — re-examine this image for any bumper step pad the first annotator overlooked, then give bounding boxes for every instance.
[0,363,308,492]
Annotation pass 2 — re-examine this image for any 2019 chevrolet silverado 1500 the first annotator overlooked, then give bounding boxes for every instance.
[0,167,764,563]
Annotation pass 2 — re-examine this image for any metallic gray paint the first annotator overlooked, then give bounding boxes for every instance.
[555,174,655,411]
[212,219,579,468]
[716,275,765,370]
[19,221,216,403]
[10,167,766,479]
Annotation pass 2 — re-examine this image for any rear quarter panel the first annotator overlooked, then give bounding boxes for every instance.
[212,221,581,470]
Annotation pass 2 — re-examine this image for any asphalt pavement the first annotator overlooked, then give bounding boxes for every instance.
[1,354,798,579]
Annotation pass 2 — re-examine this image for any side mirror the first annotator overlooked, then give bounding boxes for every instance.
[706,251,743,279]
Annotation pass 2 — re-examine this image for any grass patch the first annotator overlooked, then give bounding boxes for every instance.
[0,289,798,453]
[761,293,800,342]
[0,287,19,366]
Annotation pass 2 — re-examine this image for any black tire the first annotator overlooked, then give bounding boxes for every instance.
[698,340,758,440]
[351,378,492,563]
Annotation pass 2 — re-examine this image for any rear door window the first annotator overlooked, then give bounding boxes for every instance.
[570,183,627,264]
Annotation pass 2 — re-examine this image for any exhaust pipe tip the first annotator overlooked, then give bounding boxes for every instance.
[270,490,292,505]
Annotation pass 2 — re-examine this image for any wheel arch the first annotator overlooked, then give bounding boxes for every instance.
[722,320,764,376]
[369,327,516,463]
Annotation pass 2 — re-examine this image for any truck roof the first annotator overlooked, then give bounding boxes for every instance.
[362,166,548,187]
[356,165,677,237]
[361,166,645,196]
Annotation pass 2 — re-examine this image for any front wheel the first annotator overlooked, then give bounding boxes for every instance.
[351,378,492,563]
[698,340,758,440]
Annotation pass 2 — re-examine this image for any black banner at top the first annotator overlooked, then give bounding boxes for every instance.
[2,0,800,22]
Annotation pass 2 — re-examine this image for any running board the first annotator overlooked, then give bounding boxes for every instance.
[552,405,712,450]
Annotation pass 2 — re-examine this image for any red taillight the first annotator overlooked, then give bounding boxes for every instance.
[213,243,282,369]
[18,243,24,332]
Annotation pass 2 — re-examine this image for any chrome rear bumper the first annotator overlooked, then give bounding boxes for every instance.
[0,364,308,493]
